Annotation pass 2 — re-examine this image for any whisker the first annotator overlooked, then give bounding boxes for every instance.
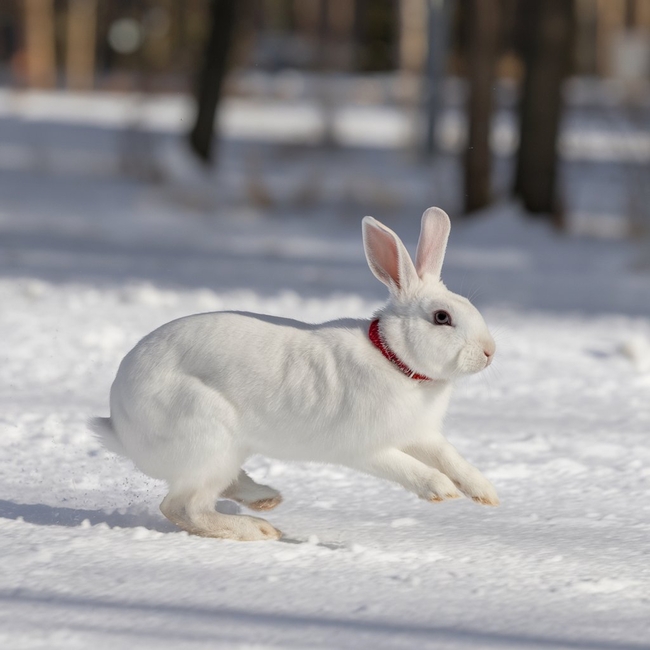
[489,324,514,347]
[467,285,484,303]
[458,271,468,298]
[489,364,504,383]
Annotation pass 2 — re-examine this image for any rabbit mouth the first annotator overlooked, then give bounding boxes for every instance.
[456,348,493,375]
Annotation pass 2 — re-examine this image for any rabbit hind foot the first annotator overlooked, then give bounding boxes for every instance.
[160,483,282,541]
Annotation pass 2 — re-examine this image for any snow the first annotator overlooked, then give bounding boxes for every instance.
[1,91,650,649]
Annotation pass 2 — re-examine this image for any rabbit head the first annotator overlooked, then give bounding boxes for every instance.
[363,207,495,381]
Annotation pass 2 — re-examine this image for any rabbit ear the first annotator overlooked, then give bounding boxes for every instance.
[362,217,418,295]
[415,207,451,280]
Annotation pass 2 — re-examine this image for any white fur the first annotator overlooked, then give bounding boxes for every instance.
[92,207,498,540]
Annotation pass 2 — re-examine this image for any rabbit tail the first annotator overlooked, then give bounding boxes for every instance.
[89,417,127,457]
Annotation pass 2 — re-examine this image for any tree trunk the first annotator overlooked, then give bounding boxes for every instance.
[514,0,575,223]
[464,0,500,214]
[423,0,452,158]
[24,0,57,88]
[66,0,98,90]
[189,0,238,165]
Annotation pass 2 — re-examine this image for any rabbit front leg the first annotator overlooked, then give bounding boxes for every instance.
[353,448,461,502]
[403,437,499,506]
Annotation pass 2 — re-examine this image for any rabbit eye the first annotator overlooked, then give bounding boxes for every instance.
[433,310,452,326]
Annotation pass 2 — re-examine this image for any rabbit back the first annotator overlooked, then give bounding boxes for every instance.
[108,311,451,481]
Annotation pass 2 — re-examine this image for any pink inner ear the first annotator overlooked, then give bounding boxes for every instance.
[366,224,402,289]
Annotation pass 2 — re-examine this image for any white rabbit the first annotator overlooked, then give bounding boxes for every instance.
[91,207,498,541]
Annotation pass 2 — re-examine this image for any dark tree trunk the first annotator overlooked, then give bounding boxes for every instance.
[514,0,574,223]
[189,0,237,165]
[423,0,452,158]
[464,0,500,214]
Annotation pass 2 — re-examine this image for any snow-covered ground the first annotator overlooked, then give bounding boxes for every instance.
[1,93,649,648]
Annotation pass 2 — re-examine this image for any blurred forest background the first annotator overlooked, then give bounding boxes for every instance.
[4,7,650,647]
[1,0,650,245]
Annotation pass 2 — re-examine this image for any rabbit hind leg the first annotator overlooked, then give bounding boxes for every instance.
[160,468,282,541]
[223,469,283,511]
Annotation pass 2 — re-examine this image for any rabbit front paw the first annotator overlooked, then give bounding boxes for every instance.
[419,471,462,503]
[453,473,500,507]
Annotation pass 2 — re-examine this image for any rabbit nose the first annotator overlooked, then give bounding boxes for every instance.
[483,340,495,366]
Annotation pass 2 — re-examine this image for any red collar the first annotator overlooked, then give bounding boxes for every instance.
[368,319,432,382]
